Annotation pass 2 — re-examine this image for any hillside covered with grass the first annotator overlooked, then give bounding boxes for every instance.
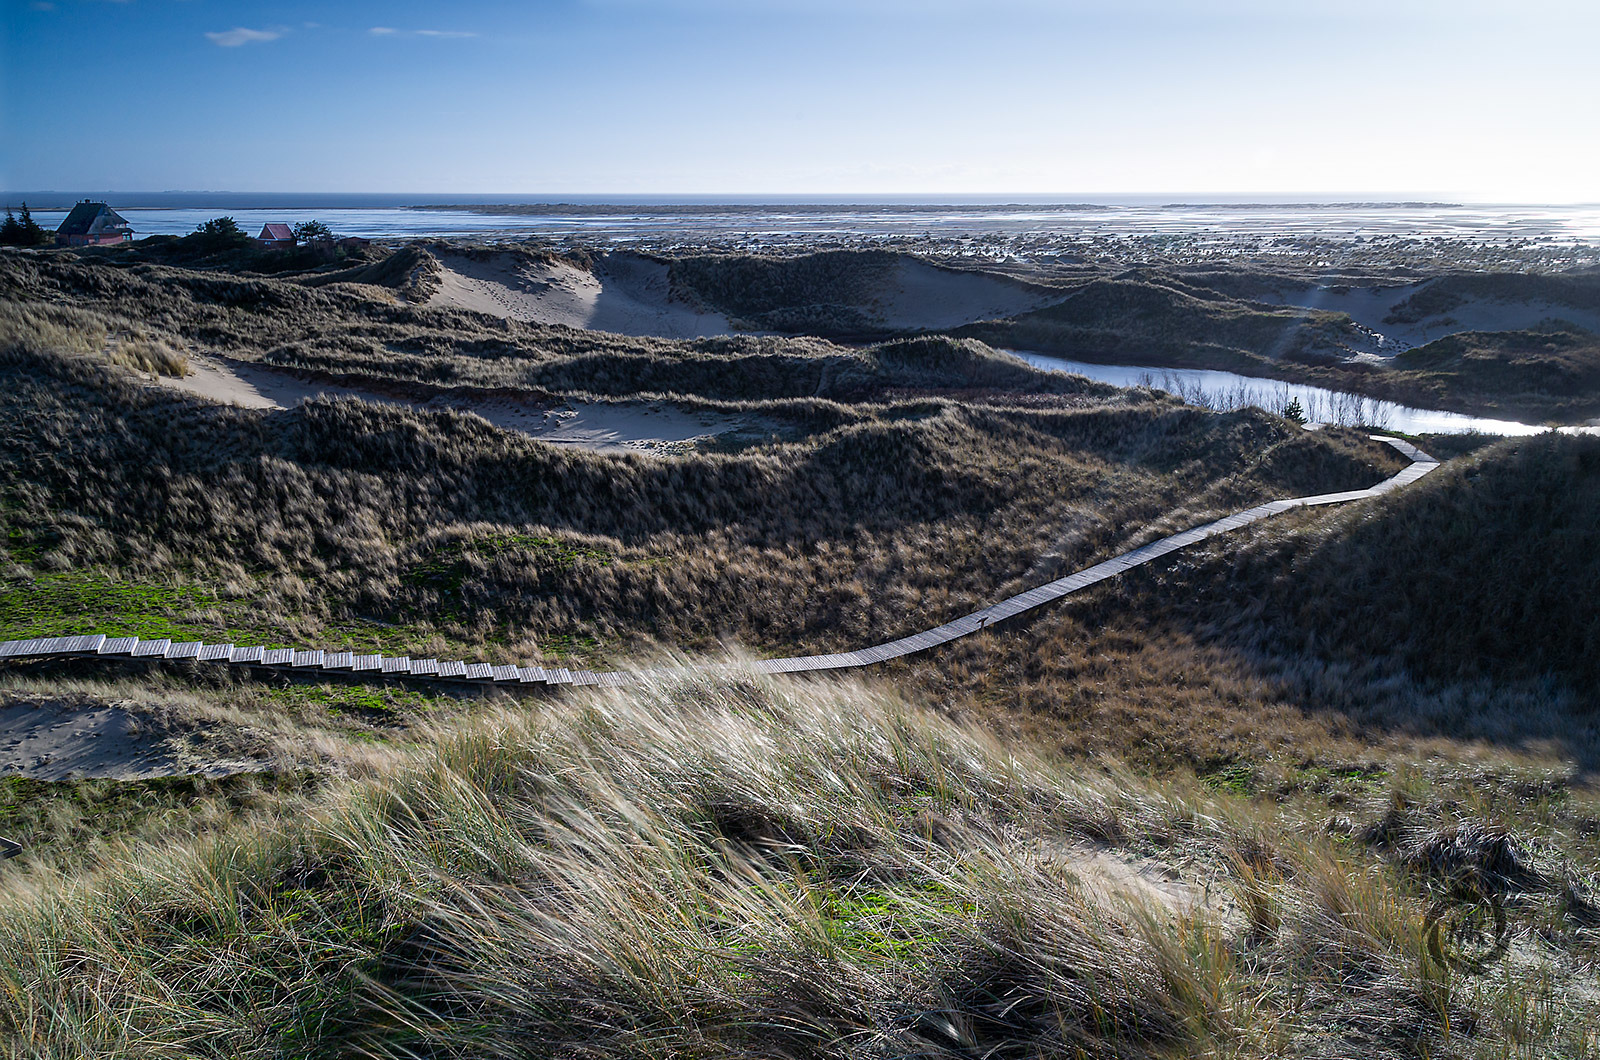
[19,241,1600,423]
[2,670,1595,1058]
[0,333,1399,672]
[3,242,1599,1058]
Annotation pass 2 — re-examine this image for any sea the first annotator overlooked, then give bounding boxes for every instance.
[11,193,1600,244]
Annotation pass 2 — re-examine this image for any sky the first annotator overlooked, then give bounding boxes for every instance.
[3,0,1598,201]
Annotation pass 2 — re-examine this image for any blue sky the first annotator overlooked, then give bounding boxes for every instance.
[4,0,1598,199]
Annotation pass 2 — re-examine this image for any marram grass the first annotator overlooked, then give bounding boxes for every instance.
[0,667,1593,1058]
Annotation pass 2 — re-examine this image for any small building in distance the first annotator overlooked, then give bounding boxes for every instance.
[55,201,133,246]
[256,223,295,249]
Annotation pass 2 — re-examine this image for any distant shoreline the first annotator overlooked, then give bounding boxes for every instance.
[411,201,1464,216]
[2,192,1470,213]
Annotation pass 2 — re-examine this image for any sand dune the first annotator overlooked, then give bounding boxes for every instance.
[872,258,1063,330]
[1264,280,1600,351]
[428,250,733,339]
[427,248,1062,339]
[155,355,771,454]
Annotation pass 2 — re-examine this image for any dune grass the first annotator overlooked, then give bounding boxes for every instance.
[0,669,1592,1058]
[0,338,1401,671]
[2,243,1598,1056]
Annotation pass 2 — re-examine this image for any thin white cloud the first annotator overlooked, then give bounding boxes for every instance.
[369,26,477,38]
[205,26,285,47]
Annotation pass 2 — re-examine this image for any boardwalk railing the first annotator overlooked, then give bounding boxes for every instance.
[0,437,1439,688]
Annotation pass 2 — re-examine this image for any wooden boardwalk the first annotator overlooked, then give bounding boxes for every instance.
[0,437,1439,688]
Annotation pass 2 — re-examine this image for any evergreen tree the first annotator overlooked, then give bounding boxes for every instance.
[17,204,50,246]
[0,208,21,246]
[292,219,333,243]
[1282,396,1307,425]
[186,216,253,251]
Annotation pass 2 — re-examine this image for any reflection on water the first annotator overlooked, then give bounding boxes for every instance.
[1010,351,1551,436]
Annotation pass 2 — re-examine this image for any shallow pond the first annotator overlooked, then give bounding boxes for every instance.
[1010,351,1554,436]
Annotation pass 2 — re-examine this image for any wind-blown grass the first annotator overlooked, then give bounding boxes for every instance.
[1,669,1592,1058]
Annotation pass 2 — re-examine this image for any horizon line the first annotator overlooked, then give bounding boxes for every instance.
[8,191,1600,208]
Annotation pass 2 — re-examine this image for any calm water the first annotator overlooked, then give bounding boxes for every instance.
[17,199,1600,243]
[1010,352,1558,436]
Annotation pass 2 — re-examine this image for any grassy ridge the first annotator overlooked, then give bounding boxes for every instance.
[1,244,1598,1059]
[0,341,1400,667]
[0,250,1082,404]
[957,272,1361,369]
[899,432,1600,782]
[1194,432,1600,688]
[1,670,1592,1057]
[1394,328,1600,421]
[18,244,1599,422]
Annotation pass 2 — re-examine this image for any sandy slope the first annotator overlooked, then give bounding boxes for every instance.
[428,249,1061,338]
[1263,280,1600,351]
[154,356,770,454]
[428,250,733,339]
[0,694,262,780]
[874,259,1062,330]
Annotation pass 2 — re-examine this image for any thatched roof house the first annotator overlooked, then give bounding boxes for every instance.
[55,201,132,246]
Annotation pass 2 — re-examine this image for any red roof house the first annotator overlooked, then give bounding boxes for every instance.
[256,223,295,248]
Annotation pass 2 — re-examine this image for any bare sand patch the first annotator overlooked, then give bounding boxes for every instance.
[873,258,1063,331]
[158,355,369,410]
[427,249,1060,338]
[428,249,733,339]
[151,355,774,454]
[0,693,264,781]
